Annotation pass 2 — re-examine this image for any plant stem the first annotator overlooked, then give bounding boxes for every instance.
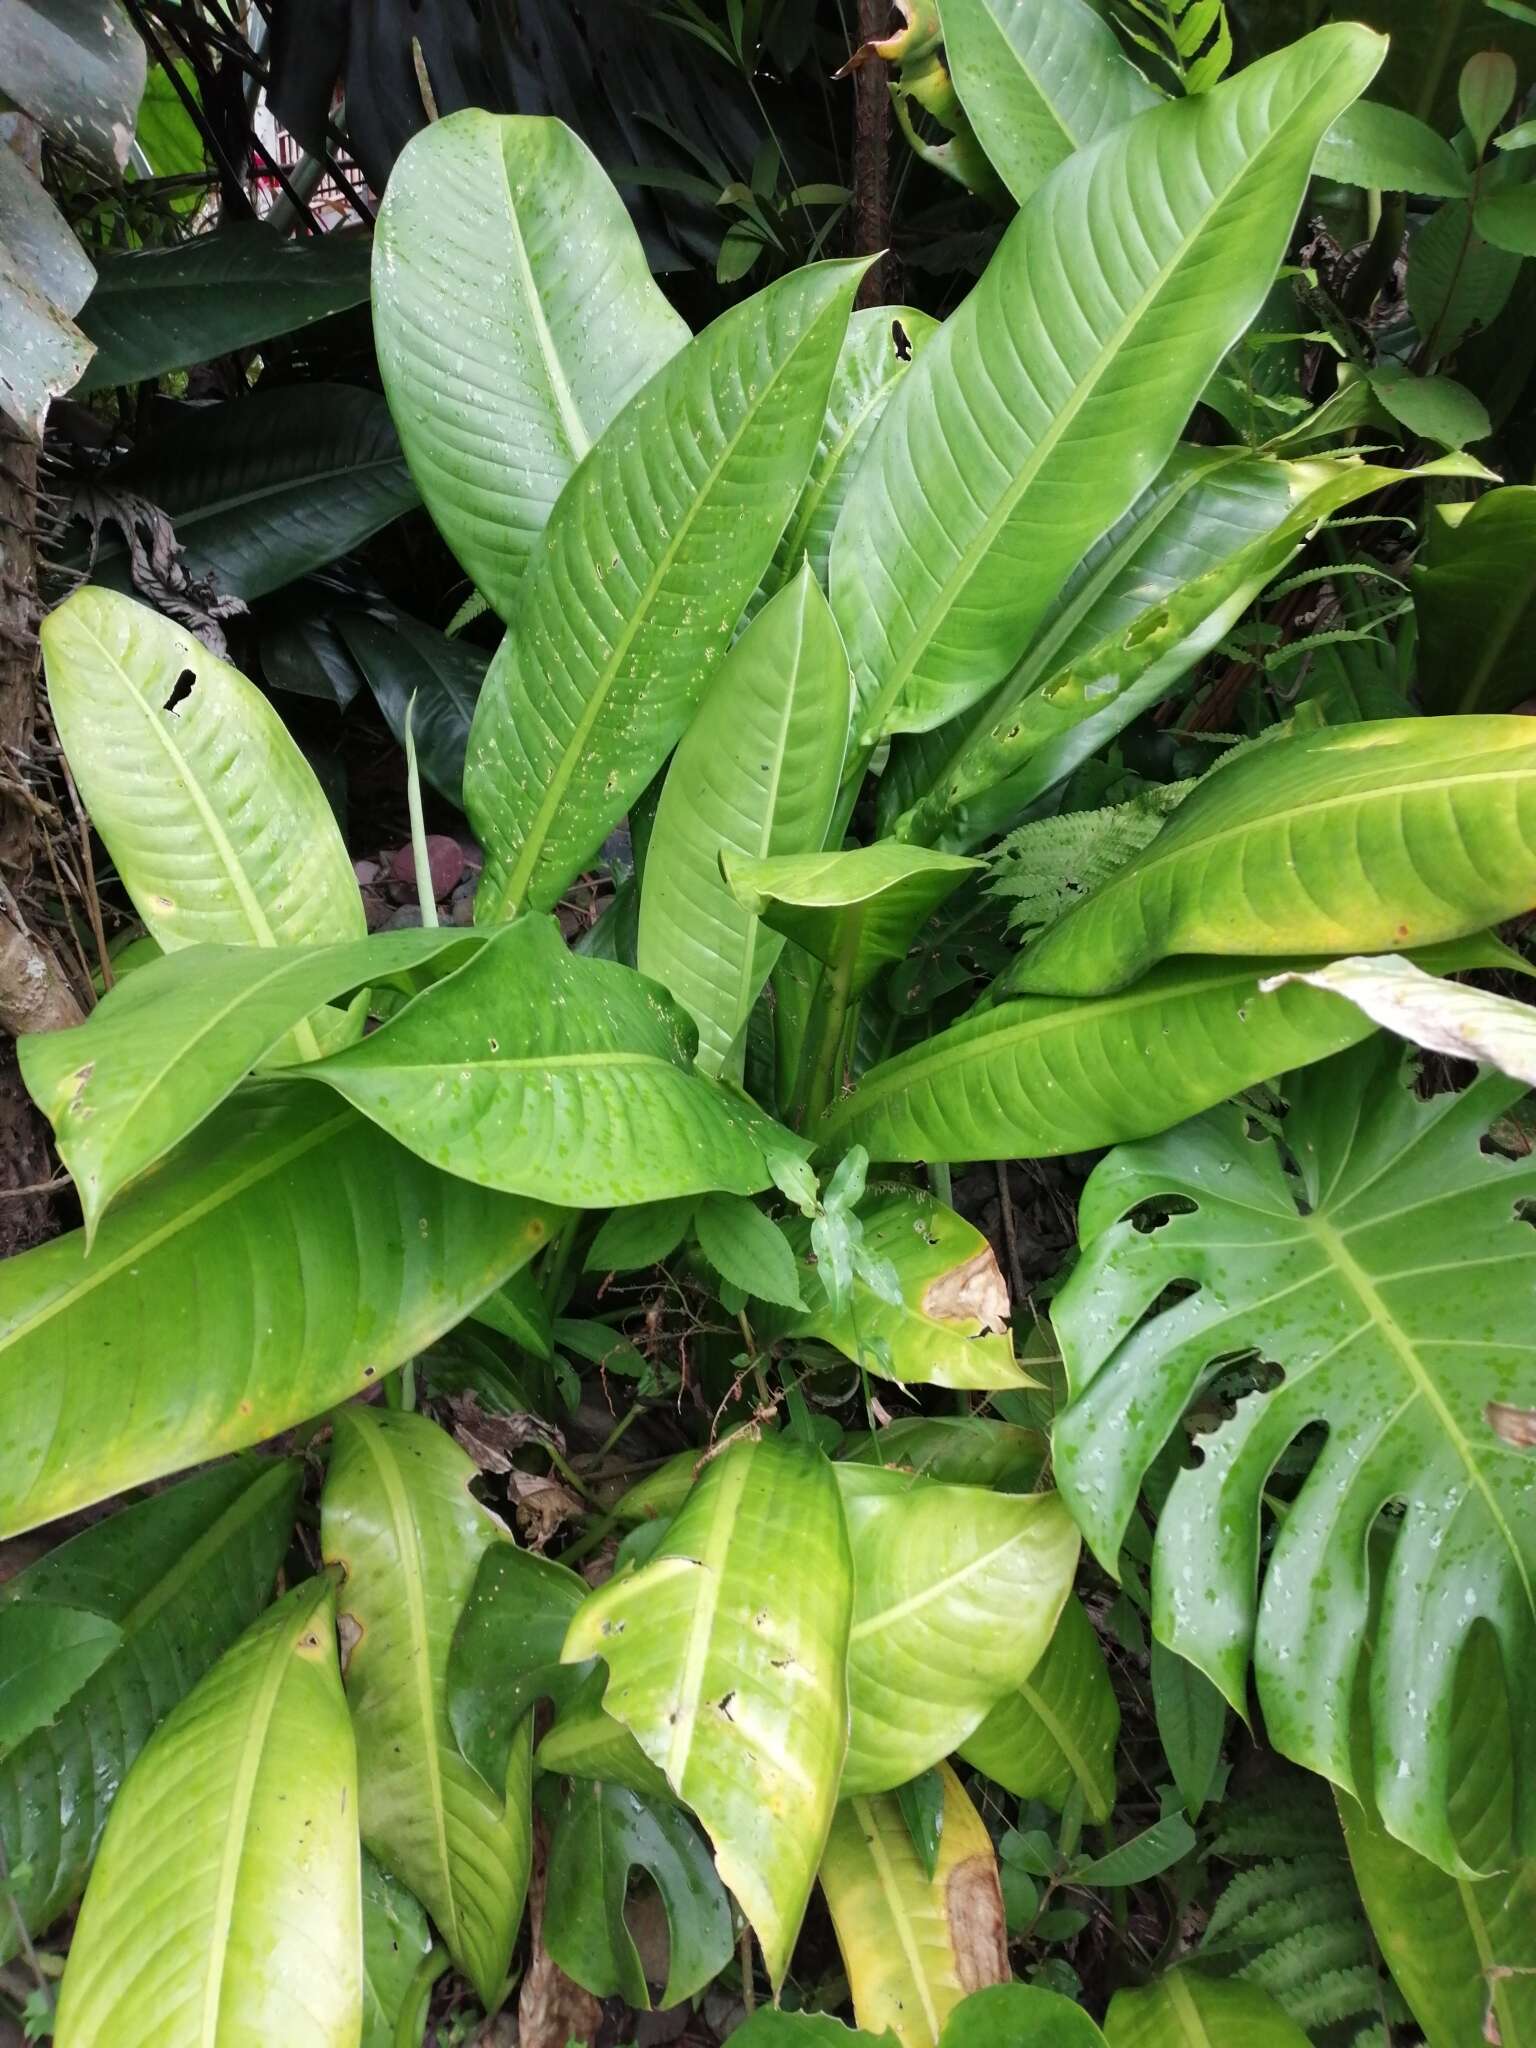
[799,946,857,1129]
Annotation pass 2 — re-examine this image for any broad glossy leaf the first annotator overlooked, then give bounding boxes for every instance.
[1262,951,1536,1086]
[1413,485,1536,713]
[1315,100,1470,197]
[323,1407,532,2004]
[563,1435,853,1986]
[1339,1629,1536,2046]
[768,307,939,594]
[830,25,1384,740]
[468,257,863,917]
[939,1986,1107,2045]
[448,1541,589,1793]
[88,384,419,598]
[1005,719,1536,998]
[768,1187,1028,1390]
[0,1083,555,1534]
[733,2015,889,2044]
[1150,1640,1226,1822]
[820,1764,1008,2047]
[5,0,145,175]
[41,586,364,1062]
[814,953,1395,1164]
[0,1462,297,1954]
[308,915,791,1206]
[1104,1972,1308,2047]
[534,1672,675,1803]
[959,1594,1119,1821]
[53,1577,360,2048]
[724,843,981,1000]
[1407,201,1521,359]
[639,564,850,1076]
[840,1416,1045,1489]
[338,608,488,805]
[938,0,1159,205]
[77,223,372,393]
[0,1605,121,1752]
[361,1853,433,2048]
[836,1467,1078,1793]
[20,928,473,1241]
[585,1196,698,1274]
[373,110,688,620]
[893,454,1483,851]
[1053,1042,1536,1872]
[544,1778,734,2008]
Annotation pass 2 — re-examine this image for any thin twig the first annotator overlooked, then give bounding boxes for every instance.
[995,1160,1026,1304]
[59,755,111,992]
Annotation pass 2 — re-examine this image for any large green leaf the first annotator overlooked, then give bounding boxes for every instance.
[766,1186,1029,1390]
[543,1779,734,2009]
[767,306,939,596]
[307,915,791,1205]
[1338,1629,1536,2046]
[819,1764,1008,2047]
[938,0,1159,206]
[836,1467,1078,1793]
[0,1083,555,1535]
[534,1672,675,1804]
[19,928,473,1242]
[448,1541,590,1794]
[892,454,1483,851]
[0,1462,297,1954]
[839,1416,1045,1489]
[1004,718,1536,998]
[638,564,851,1077]
[732,1987,1105,2046]
[373,110,689,620]
[959,1594,1119,1821]
[322,1407,532,2005]
[1413,486,1536,714]
[829,25,1383,742]
[562,1435,853,1987]
[813,952,1396,1164]
[4,0,145,175]
[1103,1971,1310,2047]
[338,607,488,806]
[0,1604,121,1751]
[361,1853,433,2048]
[52,1577,360,2048]
[1052,1042,1536,1872]
[77,223,372,393]
[467,257,864,918]
[41,586,364,1062]
[0,136,96,438]
[85,384,419,599]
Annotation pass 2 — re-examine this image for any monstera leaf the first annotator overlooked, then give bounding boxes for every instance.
[467,258,863,917]
[19,928,473,1242]
[1005,719,1536,997]
[1052,1042,1536,1874]
[819,1764,1009,2047]
[308,915,792,1205]
[829,24,1383,741]
[322,1408,533,2005]
[959,1595,1120,1821]
[938,0,1160,205]
[1103,1971,1310,2047]
[41,587,364,1063]
[562,1435,853,1987]
[543,1779,734,2009]
[835,1468,1078,1793]
[0,1084,555,1535]
[52,1578,361,2048]
[373,111,688,619]
[639,564,851,1076]
[0,1462,298,1955]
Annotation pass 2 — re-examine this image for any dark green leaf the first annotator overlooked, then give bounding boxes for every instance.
[447,1542,590,1793]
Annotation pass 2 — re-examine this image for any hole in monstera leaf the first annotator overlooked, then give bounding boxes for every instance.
[892,317,913,361]
[1124,1194,1199,1236]
[162,668,196,713]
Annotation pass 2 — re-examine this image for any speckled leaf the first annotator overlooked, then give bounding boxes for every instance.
[562,1435,853,1988]
[447,1541,589,1793]
[1006,719,1536,998]
[835,1467,1079,1794]
[4,1,145,175]
[322,1408,533,2005]
[938,0,1159,205]
[308,915,792,1206]
[959,1595,1119,1821]
[373,111,688,620]
[830,26,1383,740]
[1053,1041,1536,1874]
[0,1084,555,1535]
[52,1578,361,2048]
[0,1462,298,1957]
[468,258,863,917]
[639,564,850,1076]
[819,1764,1008,2048]
[361,1853,433,2048]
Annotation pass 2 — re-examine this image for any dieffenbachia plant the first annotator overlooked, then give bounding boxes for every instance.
[12,11,1536,2041]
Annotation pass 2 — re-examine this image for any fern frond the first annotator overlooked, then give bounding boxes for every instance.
[989,783,1190,936]
[446,589,490,636]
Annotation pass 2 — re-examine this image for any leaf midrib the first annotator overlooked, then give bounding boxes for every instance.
[490,129,591,468]
[849,1795,943,2038]
[667,1447,754,1785]
[861,68,1341,735]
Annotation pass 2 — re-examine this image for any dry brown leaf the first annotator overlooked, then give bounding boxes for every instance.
[922,1245,1010,1333]
[947,1851,1009,1995]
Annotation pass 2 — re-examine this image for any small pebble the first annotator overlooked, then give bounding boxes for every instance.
[389,835,465,899]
